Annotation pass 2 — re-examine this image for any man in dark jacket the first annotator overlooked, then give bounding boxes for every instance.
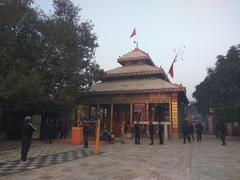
[149,121,154,145]
[188,123,195,141]
[158,123,164,145]
[215,121,220,138]
[220,121,226,145]
[195,123,204,142]
[182,121,190,144]
[83,121,89,148]
[46,119,55,144]
[135,121,141,144]
[21,116,36,161]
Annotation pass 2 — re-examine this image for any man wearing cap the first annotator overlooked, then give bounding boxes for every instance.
[21,116,36,161]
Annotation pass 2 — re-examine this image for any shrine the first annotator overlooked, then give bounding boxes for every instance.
[78,47,188,138]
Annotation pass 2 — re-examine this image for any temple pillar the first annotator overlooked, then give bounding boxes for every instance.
[145,103,149,136]
[163,122,168,140]
[171,95,179,137]
[169,102,172,136]
[130,104,133,124]
[110,104,113,131]
[146,103,149,122]
[208,115,214,134]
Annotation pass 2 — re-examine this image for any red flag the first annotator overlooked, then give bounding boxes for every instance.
[130,28,136,38]
[168,63,174,78]
[168,55,177,78]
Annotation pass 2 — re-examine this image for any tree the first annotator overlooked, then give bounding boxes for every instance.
[38,0,103,109]
[0,0,103,111]
[0,0,45,110]
[193,44,240,122]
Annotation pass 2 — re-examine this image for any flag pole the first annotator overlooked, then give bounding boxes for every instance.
[131,28,137,48]
[150,52,178,123]
[134,41,138,49]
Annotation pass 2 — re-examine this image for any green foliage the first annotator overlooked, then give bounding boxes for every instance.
[193,45,240,122]
[0,0,103,111]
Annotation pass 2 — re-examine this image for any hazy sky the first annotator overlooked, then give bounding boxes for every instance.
[35,0,240,101]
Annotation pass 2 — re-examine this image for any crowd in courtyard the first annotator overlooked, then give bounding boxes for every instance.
[20,114,228,163]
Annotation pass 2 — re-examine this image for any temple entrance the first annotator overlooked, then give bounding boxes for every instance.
[154,103,170,122]
[83,103,171,138]
[113,104,129,137]
[99,104,111,131]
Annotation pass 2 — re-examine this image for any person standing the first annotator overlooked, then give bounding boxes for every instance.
[21,116,36,161]
[158,123,164,145]
[83,121,89,148]
[220,121,226,145]
[60,119,68,139]
[44,119,50,143]
[195,123,204,142]
[215,121,220,138]
[188,123,195,141]
[40,120,47,142]
[182,121,190,144]
[149,121,154,145]
[57,120,62,138]
[46,119,55,144]
[124,121,129,136]
[134,121,141,144]
[121,120,126,143]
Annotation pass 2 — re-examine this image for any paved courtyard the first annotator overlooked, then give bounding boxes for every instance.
[0,136,240,180]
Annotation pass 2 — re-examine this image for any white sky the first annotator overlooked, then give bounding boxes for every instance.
[35,0,240,101]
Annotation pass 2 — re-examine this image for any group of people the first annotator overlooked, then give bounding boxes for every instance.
[182,121,204,144]
[40,119,68,143]
[134,121,164,145]
[58,119,68,139]
[40,119,55,144]
[21,116,69,161]
[148,121,164,145]
[21,115,228,162]
[101,127,115,144]
[182,121,227,146]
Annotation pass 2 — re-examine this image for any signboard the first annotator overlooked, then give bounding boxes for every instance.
[133,104,146,112]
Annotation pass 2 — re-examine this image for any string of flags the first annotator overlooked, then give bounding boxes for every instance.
[168,46,185,78]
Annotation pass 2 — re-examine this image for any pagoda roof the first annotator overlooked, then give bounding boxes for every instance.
[89,78,185,94]
[104,64,166,78]
[117,48,155,66]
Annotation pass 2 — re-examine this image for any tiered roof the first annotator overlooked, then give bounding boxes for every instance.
[104,64,166,79]
[117,48,155,66]
[89,47,186,94]
[90,78,185,94]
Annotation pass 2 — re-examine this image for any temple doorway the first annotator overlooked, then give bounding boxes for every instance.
[113,104,129,137]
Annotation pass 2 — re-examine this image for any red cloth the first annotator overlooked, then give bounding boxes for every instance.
[168,55,177,78]
[60,120,67,132]
[130,28,136,38]
[168,63,174,78]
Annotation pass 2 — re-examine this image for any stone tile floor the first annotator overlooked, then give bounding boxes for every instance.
[0,136,240,180]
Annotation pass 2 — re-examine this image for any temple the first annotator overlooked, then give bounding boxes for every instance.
[78,47,188,138]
